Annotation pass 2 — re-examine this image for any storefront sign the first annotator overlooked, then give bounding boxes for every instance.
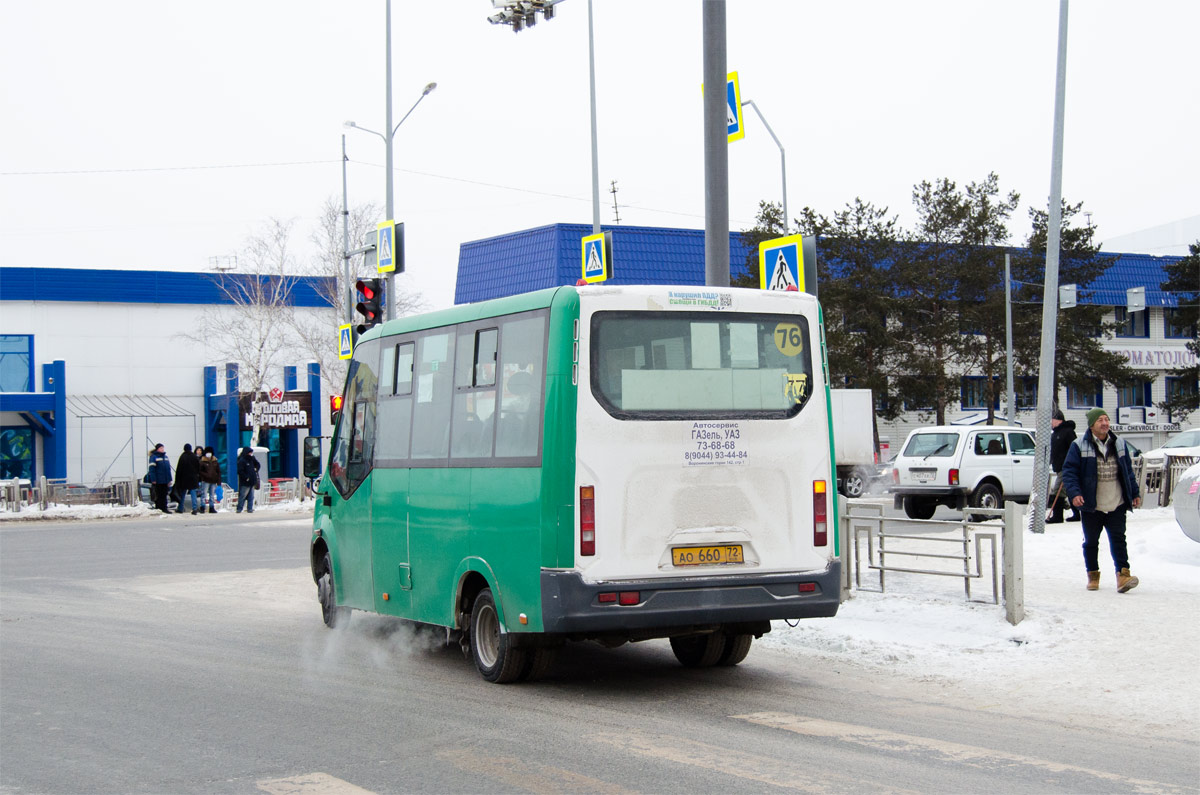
[238,389,312,430]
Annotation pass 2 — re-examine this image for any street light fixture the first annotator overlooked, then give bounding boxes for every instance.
[487,0,600,234]
[741,99,788,230]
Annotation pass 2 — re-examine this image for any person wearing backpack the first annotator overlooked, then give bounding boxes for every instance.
[236,446,261,514]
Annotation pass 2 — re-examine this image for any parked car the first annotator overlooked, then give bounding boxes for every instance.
[889,424,1036,520]
[1138,428,1200,466]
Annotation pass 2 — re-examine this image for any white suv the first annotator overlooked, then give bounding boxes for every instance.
[889,425,1036,519]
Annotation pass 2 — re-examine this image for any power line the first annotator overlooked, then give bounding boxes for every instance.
[1,160,336,176]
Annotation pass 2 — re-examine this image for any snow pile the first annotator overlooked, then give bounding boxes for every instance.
[763,505,1200,733]
[0,497,315,521]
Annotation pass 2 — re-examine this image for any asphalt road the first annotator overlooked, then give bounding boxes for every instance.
[2,512,1195,795]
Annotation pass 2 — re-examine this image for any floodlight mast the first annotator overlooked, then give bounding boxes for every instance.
[487,0,600,235]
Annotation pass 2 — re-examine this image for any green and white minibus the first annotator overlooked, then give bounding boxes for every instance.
[306,284,841,683]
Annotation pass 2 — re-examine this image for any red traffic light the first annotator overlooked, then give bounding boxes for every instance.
[330,394,344,412]
[355,278,383,334]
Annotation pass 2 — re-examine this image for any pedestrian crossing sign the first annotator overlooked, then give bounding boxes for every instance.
[581,231,613,284]
[376,220,396,273]
[338,323,354,360]
[758,234,805,292]
[725,71,744,142]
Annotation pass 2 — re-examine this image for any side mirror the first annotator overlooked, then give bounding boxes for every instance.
[303,436,323,479]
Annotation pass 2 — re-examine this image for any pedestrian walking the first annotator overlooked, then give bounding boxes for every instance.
[146,443,173,514]
[1046,408,1081,523]
[1061,407,1142,593]
[175,443,202,514]
[236,446,261,514]
[198,446,222,513]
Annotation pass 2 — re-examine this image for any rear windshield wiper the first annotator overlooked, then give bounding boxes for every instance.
[923,443,951,460]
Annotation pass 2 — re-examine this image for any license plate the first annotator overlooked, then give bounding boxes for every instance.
[672,544,744,566]
[912,469,935,483]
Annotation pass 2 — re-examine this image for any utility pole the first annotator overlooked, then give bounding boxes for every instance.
[1031,0,1071,535]
[609,180,621,224]
[702,0,729,288]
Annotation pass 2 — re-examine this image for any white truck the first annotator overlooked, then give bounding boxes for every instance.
[830,389,876,498]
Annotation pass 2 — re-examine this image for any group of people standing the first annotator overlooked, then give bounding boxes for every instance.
[145,444,263,515]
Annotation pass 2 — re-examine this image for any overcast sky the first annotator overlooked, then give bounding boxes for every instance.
[2,1,1196,311]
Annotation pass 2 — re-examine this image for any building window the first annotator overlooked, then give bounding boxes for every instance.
[1066,380,1101,409]
[1015,377,1039,409]
[1165,376,1198,405]
[1164,307,1197,339]
[1113,307,1148,338]
[0,427,35,479]
[0,335,34,393]
[961,377,997,410]
[1116,379,1151,408]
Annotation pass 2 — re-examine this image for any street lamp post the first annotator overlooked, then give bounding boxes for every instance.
[488,0,599,234]
[741,99,787,230]
[343,0,437,321]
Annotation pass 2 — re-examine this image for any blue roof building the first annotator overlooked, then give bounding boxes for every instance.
[454,222,1185,307]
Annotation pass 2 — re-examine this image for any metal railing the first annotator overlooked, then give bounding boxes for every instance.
[841,501,1002,605]
[1136,455,1197,507]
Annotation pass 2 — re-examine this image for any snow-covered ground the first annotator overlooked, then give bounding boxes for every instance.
[764,502,1200,736]
[3,498,1197,735]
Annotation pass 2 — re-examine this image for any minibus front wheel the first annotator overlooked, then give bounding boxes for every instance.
[469,588,527,683]
[318,552,350,629]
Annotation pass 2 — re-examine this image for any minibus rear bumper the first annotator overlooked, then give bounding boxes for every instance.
[539,560,840,634]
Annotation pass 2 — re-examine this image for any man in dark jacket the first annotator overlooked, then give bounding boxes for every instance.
[236,446,261,514]
[1047,409,1080,523]
[175,444,202,515]
[1061,407,1142,593]
[146,443,173,514]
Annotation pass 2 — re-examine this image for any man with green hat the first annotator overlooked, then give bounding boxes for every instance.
[1061,407,1142,592]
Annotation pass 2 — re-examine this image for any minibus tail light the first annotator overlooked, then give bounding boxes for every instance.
[580,485,596,556]
[813,481,828,547]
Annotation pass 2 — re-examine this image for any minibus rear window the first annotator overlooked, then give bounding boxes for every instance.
[590,311,814,420]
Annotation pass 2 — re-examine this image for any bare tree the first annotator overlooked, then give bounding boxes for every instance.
[181,217,304,446]
[294,196,428,395]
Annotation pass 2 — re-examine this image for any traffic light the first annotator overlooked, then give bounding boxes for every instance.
[355,278,383,335]
[330,394,344,425]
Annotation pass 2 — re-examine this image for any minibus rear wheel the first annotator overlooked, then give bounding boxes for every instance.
[670,633,726,667]
[717,633,753,666]
[318,553,350,629]
[469,588,527,683]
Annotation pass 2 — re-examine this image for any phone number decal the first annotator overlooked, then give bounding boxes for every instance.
[684,422,748,466]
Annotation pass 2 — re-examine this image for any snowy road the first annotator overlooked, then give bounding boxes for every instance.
[1,505,1197,793]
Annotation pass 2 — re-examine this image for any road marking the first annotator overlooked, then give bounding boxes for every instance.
[435,748,631,794]
[732,712,1188,795]
[256,772,375,795]
[591,731,903,793]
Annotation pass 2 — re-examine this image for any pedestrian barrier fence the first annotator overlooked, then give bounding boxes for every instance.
[840,500,1002,605]
[2,476,307,513]
[1136,455,1197,508]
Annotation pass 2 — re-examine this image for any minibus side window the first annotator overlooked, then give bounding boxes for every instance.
[411,331,456,460]
[495,316,546,458]
[377,341,415,464]
[451,327,499,460]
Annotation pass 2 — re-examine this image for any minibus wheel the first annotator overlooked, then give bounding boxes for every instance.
[717,634,753,666]
[318,553,350,629]
[669,633,726,667]
[469,588,527,683]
